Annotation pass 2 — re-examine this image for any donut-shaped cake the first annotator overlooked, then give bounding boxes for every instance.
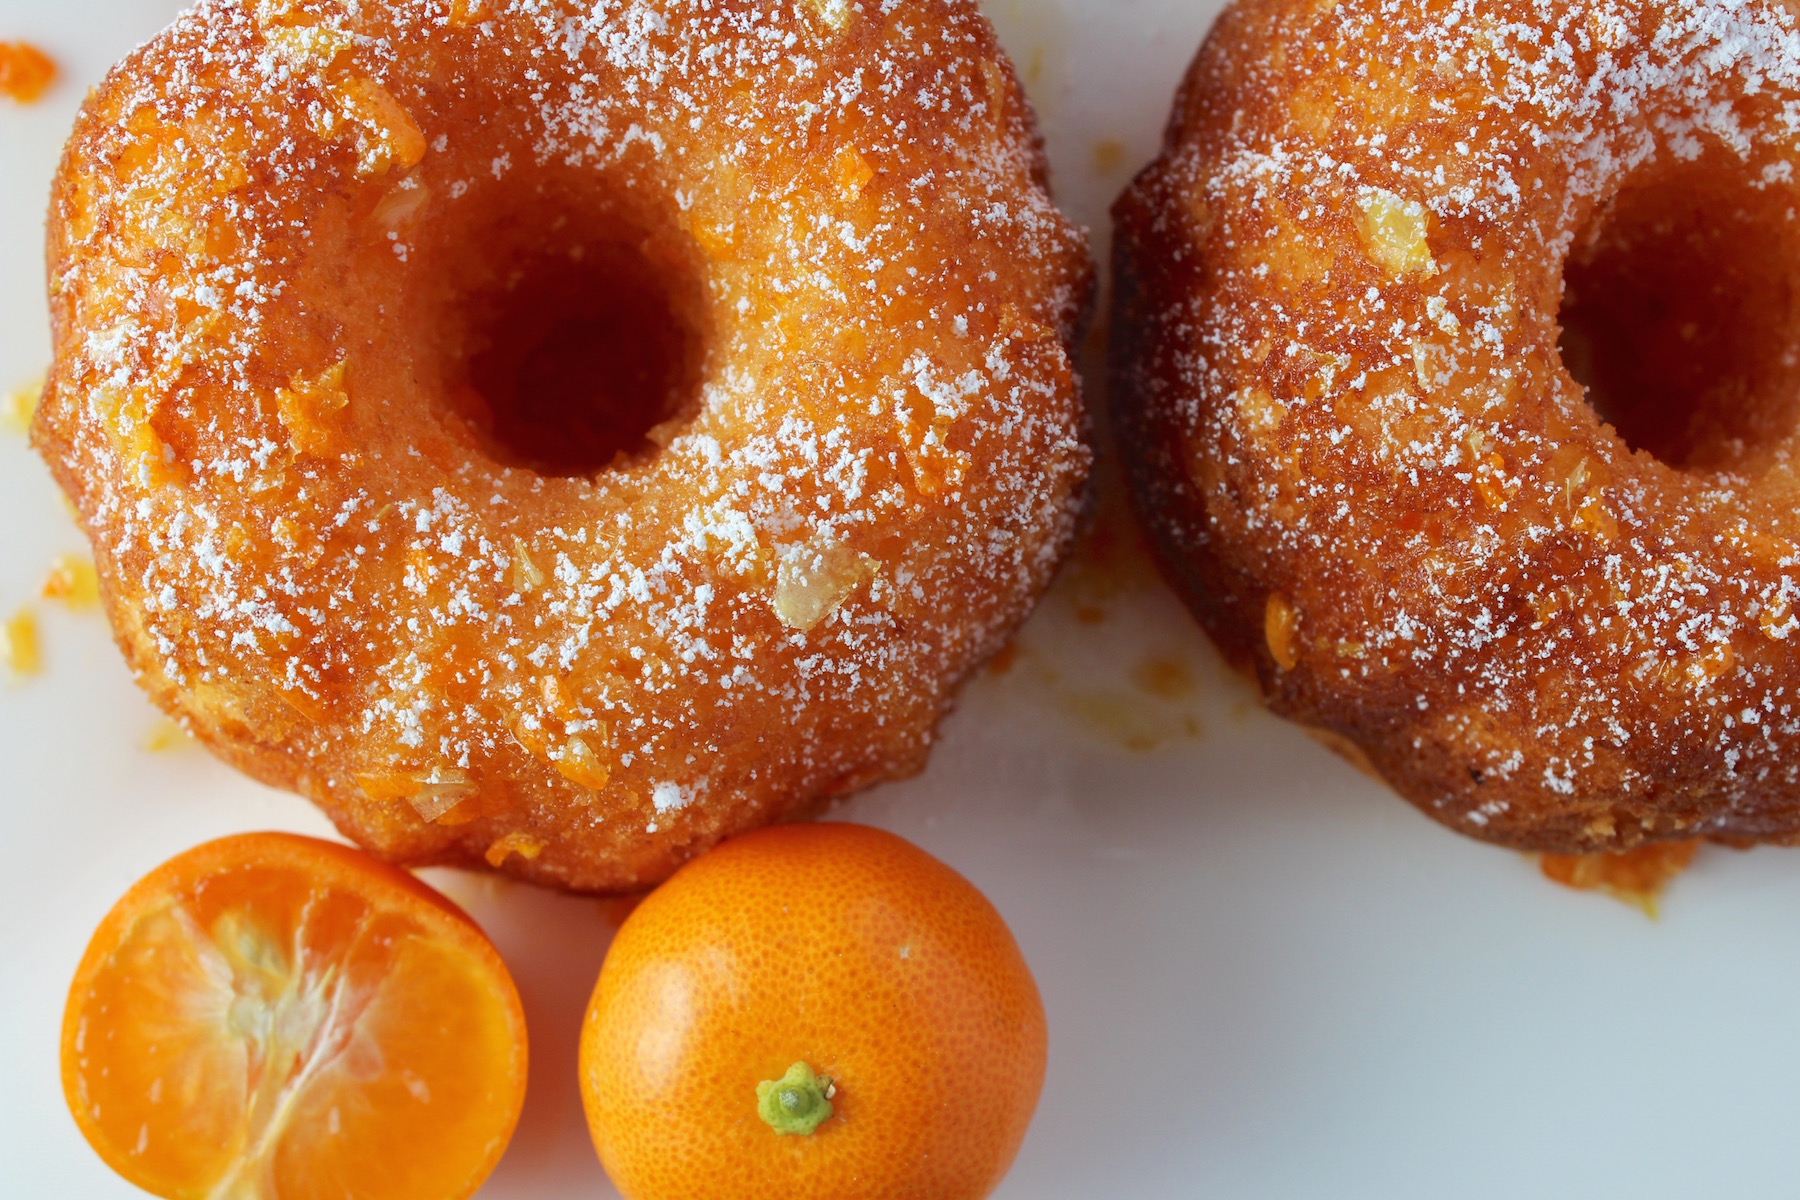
[36,0,1090,891]
[1113,0,1800,852]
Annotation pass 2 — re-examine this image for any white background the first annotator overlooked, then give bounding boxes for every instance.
[4,2,1800,1197]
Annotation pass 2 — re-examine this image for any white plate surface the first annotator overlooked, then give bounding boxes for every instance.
[5,3,1800,1198]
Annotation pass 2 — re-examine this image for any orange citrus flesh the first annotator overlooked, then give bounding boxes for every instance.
[62,832,527,1200]
[580,822,1047,1200]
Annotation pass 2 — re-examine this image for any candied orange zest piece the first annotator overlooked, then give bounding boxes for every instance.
[555,734,612,792]
[541,673,580,720]
[355,770,422,802]
[774,536,878,632]
[42,553,100,609]
[335,77,427,175]
[0,41,57,104]
[2,607,41,677]
[509,537,546,594]
[484,832,544,868]
[832,145,875,200]
[1,375,42,432]
[275,361,350,457]
[1355,186,1435,278]
[62,833,527,1200]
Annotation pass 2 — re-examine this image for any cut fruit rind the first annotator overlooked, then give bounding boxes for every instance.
[62,833,527,1200]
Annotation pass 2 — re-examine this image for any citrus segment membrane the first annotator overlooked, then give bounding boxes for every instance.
[62,834,526,1200]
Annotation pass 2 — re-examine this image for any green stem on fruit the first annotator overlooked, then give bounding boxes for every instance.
[756,1061,835,1135]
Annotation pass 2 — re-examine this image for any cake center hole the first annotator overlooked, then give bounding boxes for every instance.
[1558,157,1800,474]
[461,236,700,476]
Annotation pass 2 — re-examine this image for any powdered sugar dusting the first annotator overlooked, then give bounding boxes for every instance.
[1115,0,1800,850]
[36,0,1090,890]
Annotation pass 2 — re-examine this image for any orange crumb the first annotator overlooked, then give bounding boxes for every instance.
[41,554,99,609]
[141,718,193,753]
[1092,138,1126,175]
[2,607,41,676]
[1540,841,1700,917]
[1,376,41,433]
[0,42,56,104]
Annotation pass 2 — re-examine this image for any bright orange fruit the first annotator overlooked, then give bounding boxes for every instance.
[579,822,1047,1200]
[61,832,527,1200]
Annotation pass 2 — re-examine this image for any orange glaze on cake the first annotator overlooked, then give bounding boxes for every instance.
[1114,0,1800,854]
[35,0,1091,892]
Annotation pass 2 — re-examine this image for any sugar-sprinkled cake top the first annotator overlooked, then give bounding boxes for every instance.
[36,0,1091,889]
[1115,0,1800,849]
